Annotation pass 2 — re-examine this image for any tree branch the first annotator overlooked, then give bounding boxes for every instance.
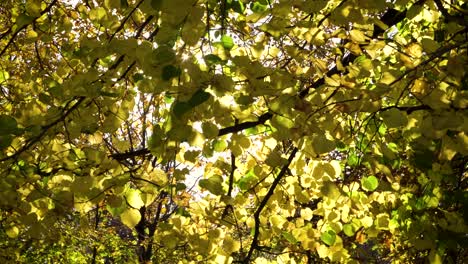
[0,0,58,58]
[0,96,85,162]
[299,0,427,99]
[218,112,272,136]
[243,147,298,263]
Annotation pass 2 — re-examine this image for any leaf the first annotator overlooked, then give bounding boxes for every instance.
[173,101,191,118]
[361,176,379,191]
[349,29,367,43]
[5,226,19,238]
[201,122,219,138]
[161,65,181,80]
[343,224,357,237]
[151,0,163,10]
[380,108,407,128]
[237,169,258,191]
[222,235,240,254]
[348,152,360,167]
[282,231,297,244]
[251,0,268,13]
[0,135,13,149]
[221,35,234,50]
[213,139,227,152]
[269,215,286,227]
[376,213,389,230]
[320,230,336,246]
[26,0,41,17]
[120,208,141,229]
[199,175,224,195]
[204,54,224,66]
[0,115,18,134]
[0,70,9,83]
[320,181,341,200]
[230,0,245,14]
[429,248,442,264]
[311,134,336,155]
[188,89,211,107]
[148,168,168,186]
[152,45,176,65]
[124,189,145,209]
[421,38,439,53]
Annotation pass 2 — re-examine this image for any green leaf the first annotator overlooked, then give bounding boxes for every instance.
[152,45,176,65]
[320,230,336,246]
[361,176,379,191]
[161,65,181,80]
[170,90,210,117]
[199,175,224,195]
[25,0,42,17]
[311,134,336,155]
[188,89,211,107]
[320,181,341,200]
[343,224,357,237]
[202,122,219,138]
[0,115,18,134]
[282,231,297,244]
[348,152,360,167]
[204,54,223,66]
[221,35,234,50]
[173,101,191,117]
[213,139,227,152]
[151,0,163,10]
[380,108,407,128]
[237,169,258,191]
[251,0,268,13]
[230,0,245,14]
[0,135,13,149]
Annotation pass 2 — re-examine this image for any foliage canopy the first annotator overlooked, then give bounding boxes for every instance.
[0,0,467,263]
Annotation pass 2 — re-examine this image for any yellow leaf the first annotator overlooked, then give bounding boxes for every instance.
[124,189,145,209]
[438,135,457,161]
[222,235,240,254]
[349,29,367,43]
[361,216,373,228]
[325,75,341,87]
[429,248,442,264]
[269,215,286,228]
[120,208,141,228]
[6,226,19,238]
[147,167,168,186]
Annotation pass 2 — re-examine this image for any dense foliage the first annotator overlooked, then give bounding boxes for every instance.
[0,0,467,263]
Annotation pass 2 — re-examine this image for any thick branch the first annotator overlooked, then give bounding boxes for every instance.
[244,147,298,263]
[218,112,272,136]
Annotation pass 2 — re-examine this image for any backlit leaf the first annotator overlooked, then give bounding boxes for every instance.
[221,35,234,50]
[199,175,224,195]
[320,230,336,246]
[125,189,145,209]
[120,208,141,229]
[361,176,379,191]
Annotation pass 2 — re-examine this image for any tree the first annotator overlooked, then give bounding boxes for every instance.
[0,0,467,262]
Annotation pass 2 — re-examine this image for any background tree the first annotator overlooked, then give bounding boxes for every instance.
[0,0,467,263]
